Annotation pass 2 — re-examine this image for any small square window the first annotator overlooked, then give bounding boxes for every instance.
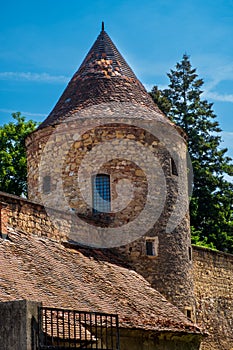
[145,237,158,257]
[184,307,194,322]
[43,176,51,194]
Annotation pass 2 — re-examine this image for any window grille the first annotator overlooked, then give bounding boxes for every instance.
[92,174,111,213]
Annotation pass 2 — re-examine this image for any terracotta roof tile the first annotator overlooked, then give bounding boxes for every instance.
[38,28,166,130]
[0,229,202,334]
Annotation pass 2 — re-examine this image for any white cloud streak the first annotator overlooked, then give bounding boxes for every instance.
[0,108,46,118]
[197,59,233,103]
[144,54,233,104]
[221,131,233,143]
[0,71,69,83]
[204,91,233,103]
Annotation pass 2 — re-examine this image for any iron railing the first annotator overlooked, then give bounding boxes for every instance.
[38,306,120,350]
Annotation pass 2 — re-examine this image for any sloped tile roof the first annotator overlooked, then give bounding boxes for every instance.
[0,229,202,334]
[38,28,166,130]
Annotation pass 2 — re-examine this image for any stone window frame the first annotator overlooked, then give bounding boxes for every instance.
[184,306,195,322]
[145,236,158,258]
[92,173,111,214]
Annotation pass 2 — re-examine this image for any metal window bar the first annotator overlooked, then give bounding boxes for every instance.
[38,306,120,350]
[92,174,111,213]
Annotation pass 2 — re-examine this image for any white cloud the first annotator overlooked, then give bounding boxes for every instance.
[0,71,69,83]
[194,56,233,103]
[0,108,46,118]
[221,131,233,142]
[204,91,233,103]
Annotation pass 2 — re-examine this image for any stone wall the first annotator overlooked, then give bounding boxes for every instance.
[193,246,233,350]
[25,102,195,314]
[113,215,195,320]
[119,329,202,350]
[0,300,201,350]
[0,192,70,242]
[1,192,233,349]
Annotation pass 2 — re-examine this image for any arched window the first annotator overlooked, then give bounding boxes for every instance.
[92,174,111,213]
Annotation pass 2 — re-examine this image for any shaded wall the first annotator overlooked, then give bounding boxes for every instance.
[119,329,201,350]
[0,300,41,350]
[193,246,233,350]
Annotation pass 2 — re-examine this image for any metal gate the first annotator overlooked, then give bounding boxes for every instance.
[38,306,120,350]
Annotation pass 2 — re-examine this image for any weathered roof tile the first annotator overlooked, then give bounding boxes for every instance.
[38,27,165,130]
[0,230,202,334]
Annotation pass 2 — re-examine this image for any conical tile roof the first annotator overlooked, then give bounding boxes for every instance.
[38,25,165,129]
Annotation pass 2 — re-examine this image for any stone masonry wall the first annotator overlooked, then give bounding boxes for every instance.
[0,192,71,242]
[113,214,195,319]
[26,102,195,316]
[193,246,233,350]
[1,195,233,350]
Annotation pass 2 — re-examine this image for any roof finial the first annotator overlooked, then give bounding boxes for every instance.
[101,21,105,31]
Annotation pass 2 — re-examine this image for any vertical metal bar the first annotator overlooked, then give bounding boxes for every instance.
[90,313,93,349]
[116,315,120,350]
[38,307,42,348]
[111,316,114,350]
[100,315,103,349]
[79,311,82,346]
[50,308,53,345]
[68,310,71,348]
[44,308,48,346]
[84,312,87,346]
[50,309,52,344]
[62,309,65,347]
[105,315,108,349]
[56,310,59,347]
[73,310,77,349]
[95,313,98,349]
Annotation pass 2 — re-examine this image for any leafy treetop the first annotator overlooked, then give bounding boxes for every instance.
[0,112,38,197]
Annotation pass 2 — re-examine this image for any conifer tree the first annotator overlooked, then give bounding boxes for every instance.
[151,54,233,252]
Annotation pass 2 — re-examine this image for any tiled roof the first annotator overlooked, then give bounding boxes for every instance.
[38,27,166,130]
[0,229,202,334]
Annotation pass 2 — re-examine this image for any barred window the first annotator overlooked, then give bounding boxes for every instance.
[92,174,111,213]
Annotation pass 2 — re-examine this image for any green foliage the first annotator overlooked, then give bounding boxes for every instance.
[150,54,233,253]
[0,112,38,197]
[149,86,172,115]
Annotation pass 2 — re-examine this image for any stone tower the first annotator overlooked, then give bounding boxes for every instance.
[26,24,195,318]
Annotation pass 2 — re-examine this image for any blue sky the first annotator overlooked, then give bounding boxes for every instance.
[0,0,233,166]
